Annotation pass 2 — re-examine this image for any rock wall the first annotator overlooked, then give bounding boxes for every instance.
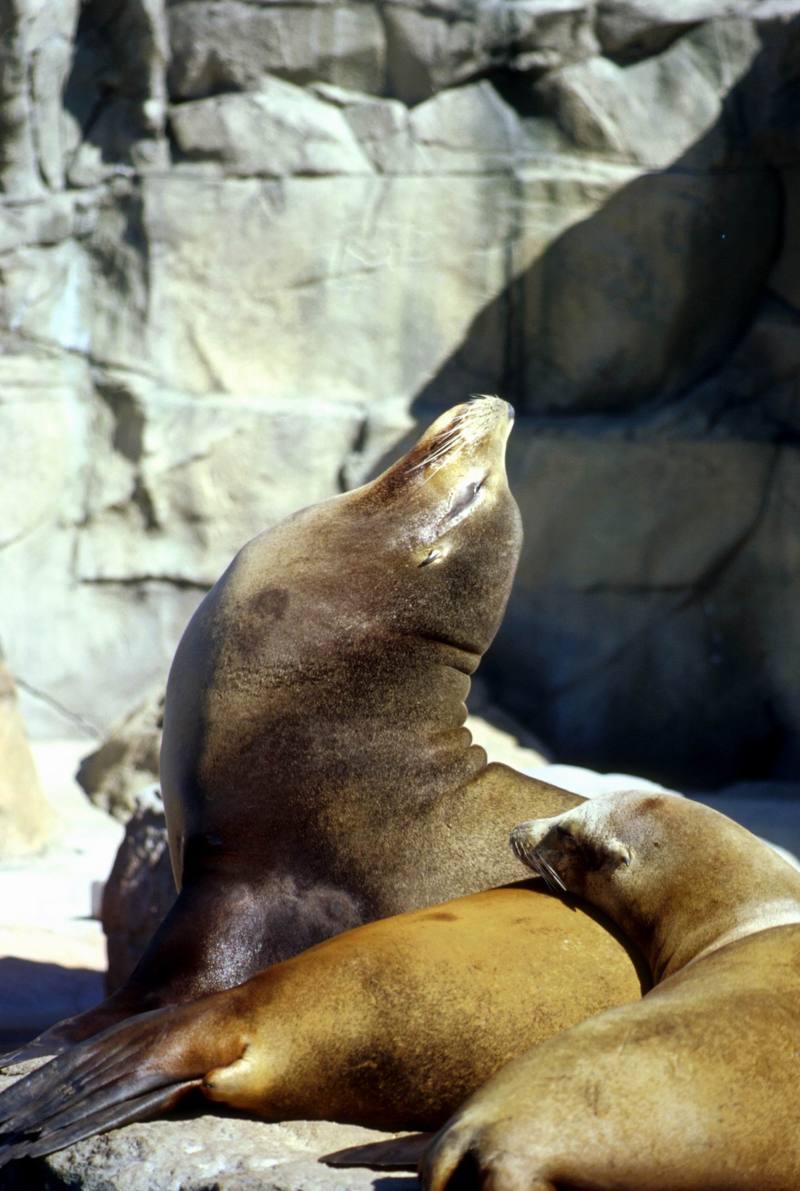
[1,0,799,787]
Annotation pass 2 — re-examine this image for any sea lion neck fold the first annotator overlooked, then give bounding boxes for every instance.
[512,791,800,981]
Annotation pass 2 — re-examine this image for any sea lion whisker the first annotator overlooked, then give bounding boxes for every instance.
[510,832,529,866]
[408,436,464,474]
[410,454,462,485]
[512,836,567,894]
[537,855,567,893]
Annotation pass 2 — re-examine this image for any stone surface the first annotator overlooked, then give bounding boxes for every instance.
[101,784,173,992]
[0,654,54,857]
[539,21,762,167]
[596,0,742,60]
[382,0,599,104]
[167,0,386,100]
[1,0,799,793]
[487,436,800,786]
[0,0,79,198]
[77,689,163,820]
[170,79,374,177]
[0,1085,415,1191]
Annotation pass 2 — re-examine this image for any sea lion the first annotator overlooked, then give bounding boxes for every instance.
[0,883,644,1165]
[2,396,591,1064]
[399,792,800,1191]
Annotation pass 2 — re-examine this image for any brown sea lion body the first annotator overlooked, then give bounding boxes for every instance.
[0,883,643,1163]
[3,397,592,1064]
[417,793,800,1191]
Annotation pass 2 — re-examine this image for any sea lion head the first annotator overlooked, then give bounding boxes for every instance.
[511,790,800,983]
[346,393,521,664]
[223,394,521,679]
[509,791,693,926]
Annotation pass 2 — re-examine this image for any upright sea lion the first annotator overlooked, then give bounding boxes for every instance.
[0,883,644,1164]
[3,396,592,1064]
[410,792,800,1191]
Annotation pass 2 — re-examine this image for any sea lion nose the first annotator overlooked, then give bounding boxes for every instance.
[506,401,514,421]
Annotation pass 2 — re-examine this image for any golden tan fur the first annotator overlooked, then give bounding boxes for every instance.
[420,793,800,1191]
[0,883,643,1162]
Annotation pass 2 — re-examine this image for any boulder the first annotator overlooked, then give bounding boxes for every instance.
[170,79,373,176]
[76,689,163,821]
[538,21,762,168]
[0,0,79,197]
[100,785,174,992]
[595,0,739,60]
[167,0,386,99]
[382,0,599,104]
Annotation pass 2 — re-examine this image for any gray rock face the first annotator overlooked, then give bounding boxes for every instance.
[168,0,387,100]
[1,0,799,791]
[382,0,600,103]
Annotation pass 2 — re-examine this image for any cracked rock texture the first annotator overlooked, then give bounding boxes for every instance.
[1,0,800,789]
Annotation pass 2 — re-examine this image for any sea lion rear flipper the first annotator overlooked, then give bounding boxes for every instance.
[0,1080,198,1166]
[321,1132,433,1169]
[0,979,163,1071]
[0,1035,64,1071]
[0,1007,207,1167]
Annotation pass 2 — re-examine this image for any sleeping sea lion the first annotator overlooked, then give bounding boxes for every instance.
[0,883,643,1165]
[2,396,592,1064]
[396,792,800,1191]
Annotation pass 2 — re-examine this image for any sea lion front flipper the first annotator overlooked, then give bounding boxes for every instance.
[321,1132,433,1169]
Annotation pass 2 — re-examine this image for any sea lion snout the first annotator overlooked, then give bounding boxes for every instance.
[393,395,514,492]
[510,819,568,893]
[511,801,635,897]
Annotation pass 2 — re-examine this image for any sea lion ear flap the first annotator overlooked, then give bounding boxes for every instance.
[604,838,632,869]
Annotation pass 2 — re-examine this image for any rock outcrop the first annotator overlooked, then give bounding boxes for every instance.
[1,0,799,789]
[0,1080,414,1191]
[76,688,163,820]
[100,783,173,991]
